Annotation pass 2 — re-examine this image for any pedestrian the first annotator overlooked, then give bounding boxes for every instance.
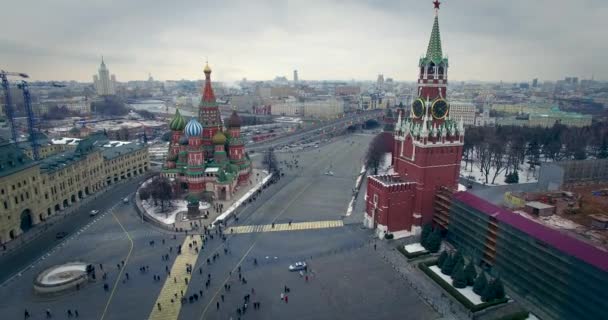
[221,294,224,302]
[157,302,161,311]
[125,272,129,280]
[285,295,288,303]
[305,275,309,282]
[280,292,284,300]
[74,310,78,318]
[374,243,377,250]
[99,263,103,271]
[46,309,52,318]
[174,277,177,283]
[216,301,220,310]
[24,309,30,319]
[185,277,188,285]
[67,309,72,317]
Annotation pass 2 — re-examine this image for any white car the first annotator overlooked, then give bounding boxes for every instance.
[123,197,129,204]
[89,210,100,217]
[324,171,334,176]
[288,261,307,272]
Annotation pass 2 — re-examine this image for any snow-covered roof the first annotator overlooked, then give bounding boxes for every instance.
[51,137,82,145]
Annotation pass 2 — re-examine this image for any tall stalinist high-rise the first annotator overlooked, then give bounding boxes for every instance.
[93,57,116,96]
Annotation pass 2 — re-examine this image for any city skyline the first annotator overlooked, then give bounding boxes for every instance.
[2,0,607,82]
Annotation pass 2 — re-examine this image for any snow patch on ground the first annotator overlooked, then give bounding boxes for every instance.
[378,153,394,175]
[142,200,210,225]
[429,265,483,305]
[213,171,272,224]
[526,314,540,320]
[458,184,467,191]
[460,160,538,186]
[404,243,426,253]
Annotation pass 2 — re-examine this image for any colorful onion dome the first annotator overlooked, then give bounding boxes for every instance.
[212,131,226,145]
[228,110,242,128]
[184,118,203,137]
[179,135,189,145]
[169,109,186,131]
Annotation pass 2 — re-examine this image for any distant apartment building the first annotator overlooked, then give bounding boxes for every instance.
[335,86,361,96]
[448,192,608,320]
[92,57,116,96]
[496,107,592,128]
[270,86,295,98]
[39,97,91,115]
[359,94,395,110]
[271,97,344,119]
[448,101,476,126]
[474,105,496,127]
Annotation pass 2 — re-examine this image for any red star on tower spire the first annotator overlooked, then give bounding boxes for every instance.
[433,0,441,10]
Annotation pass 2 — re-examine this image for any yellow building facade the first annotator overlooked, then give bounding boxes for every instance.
[0,133,149,244]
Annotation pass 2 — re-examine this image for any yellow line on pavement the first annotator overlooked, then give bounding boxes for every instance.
[148,237,200,320]
[100,211,134,320]
[228,220,344,234]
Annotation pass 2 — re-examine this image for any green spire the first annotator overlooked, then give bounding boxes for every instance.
[425,14,443,64]
[169,109,186,131]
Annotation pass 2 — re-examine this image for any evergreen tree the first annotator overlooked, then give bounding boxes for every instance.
[426,228,442,253]
[421,224,432,248]
[464,262,477,286]
[453,250,464,268]
[452,263,468,288]
[473,273,487,295]
[493,277,505,299]
[437,251,448,267]
[440,254,455,275]
[481,279,496,302]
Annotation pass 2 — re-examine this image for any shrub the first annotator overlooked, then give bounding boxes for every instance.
[464,262,477,286]
[437,251,448,267]
[426,228,442,253]
[421,224,432,247]
[482,279,496,302]
[441,253,456,275]
[473,273,487,295]
[493,277,505,300]
[452,263,468,288]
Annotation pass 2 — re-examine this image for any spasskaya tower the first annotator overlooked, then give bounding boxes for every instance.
[364,0,464,239]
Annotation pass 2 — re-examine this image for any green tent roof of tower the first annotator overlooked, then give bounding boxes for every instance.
[169,109,186,131]
[420,13,448,66]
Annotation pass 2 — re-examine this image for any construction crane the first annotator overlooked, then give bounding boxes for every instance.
[0,70,29,142]
[16,80,66,160]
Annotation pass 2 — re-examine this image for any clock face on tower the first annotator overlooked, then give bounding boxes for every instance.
[431,99,449,119]
[412,99,425,118]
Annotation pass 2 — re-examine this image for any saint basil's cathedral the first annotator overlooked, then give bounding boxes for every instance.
[161,63,252,201]
[365,1,464,239]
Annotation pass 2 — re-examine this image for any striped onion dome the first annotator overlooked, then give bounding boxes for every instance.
[169,109,186,131]
[184,118,203,137]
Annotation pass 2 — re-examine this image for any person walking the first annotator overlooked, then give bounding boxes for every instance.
[74,310,79,318]
[45,309,52,318]
[157,302,162,311]
[24,309,30,319]
[216,301,220,310]
[284,295,288,303]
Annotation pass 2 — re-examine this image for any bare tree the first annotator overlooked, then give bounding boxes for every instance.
[490,141,507,184]
[365,134,391,175]
[475,142,492,184]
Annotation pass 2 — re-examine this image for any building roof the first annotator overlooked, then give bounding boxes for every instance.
[526,201,554,210]
[454,191,608,272]
[169,108,187,131]
[0,143,38,177]
[102,142,145,160]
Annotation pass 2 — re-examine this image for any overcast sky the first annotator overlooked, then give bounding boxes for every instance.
[1,0,606,82]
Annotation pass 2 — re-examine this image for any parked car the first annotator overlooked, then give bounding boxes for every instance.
[288,261,307,271]
[55,232,68,239]
[89,210,100,217]
[123,197,129,204]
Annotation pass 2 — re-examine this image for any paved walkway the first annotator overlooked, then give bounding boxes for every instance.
[148,236,200,320]
[228,220,343,234]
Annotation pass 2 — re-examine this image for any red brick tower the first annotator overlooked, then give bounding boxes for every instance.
[364,0,464,239]
[199,63,222,159]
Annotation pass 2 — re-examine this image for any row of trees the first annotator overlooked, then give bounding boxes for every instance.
[91,96,129,116]
[41,105,79,120]
[139,177,174,212]
[437,250,505,302]
[463,123,608,184]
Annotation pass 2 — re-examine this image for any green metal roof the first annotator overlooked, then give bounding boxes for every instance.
[0,143,38,177]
